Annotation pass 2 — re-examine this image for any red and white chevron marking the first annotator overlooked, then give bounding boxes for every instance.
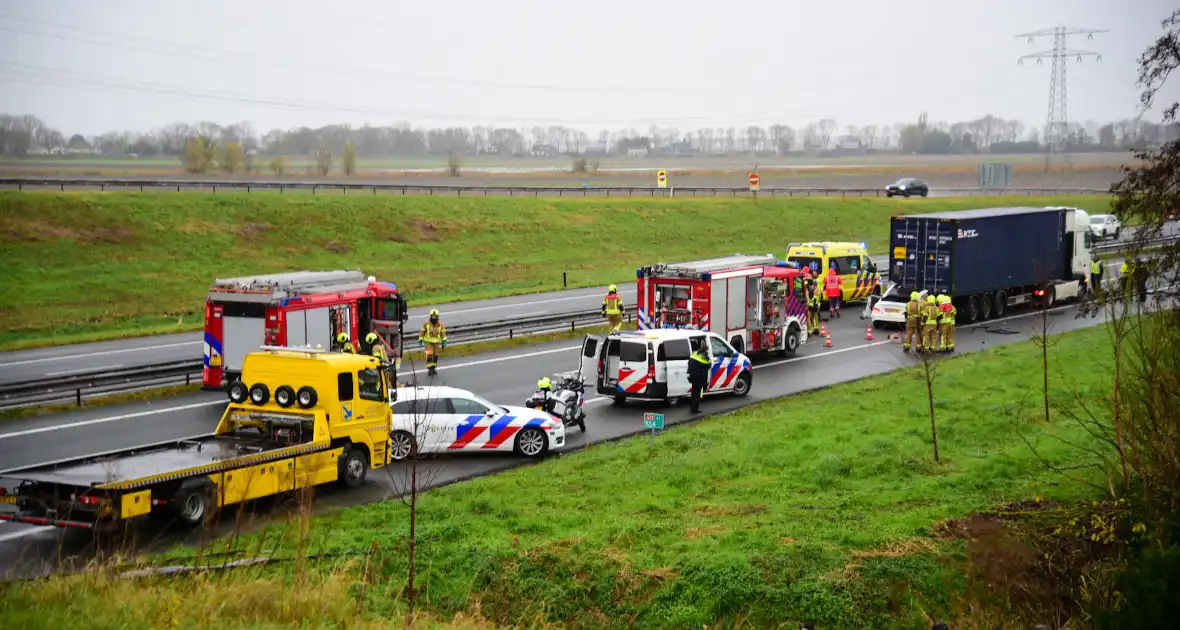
[617,367,650,393]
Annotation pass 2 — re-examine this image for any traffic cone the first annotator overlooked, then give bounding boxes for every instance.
[865,324,874,341]
[820,321,828,337]
[824,332,833,348]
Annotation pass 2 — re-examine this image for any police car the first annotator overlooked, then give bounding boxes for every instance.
[388,385,566,460]
[865,282,909,329]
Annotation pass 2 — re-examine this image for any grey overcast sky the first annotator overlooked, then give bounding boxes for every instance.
[1,0,1178,135]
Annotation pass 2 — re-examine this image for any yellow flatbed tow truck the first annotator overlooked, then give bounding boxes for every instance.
[0,346,395,530]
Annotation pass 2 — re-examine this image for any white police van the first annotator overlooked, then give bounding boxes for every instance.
[580,329,753,406]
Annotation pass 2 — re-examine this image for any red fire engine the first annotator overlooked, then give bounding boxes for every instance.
[202,270,408,389]
[636,254,811,357]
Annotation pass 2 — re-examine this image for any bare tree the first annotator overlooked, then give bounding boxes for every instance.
[915,345,944,462]
[382,358,446,626]
[314,148,332,176]
[817,119,837,149]
[343,141,357,176]
[446,152,463,177]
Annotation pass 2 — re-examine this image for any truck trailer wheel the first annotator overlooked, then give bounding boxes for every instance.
[979,294,993,320]
[338,447,368,489]
[965,296,980,324]
[993,291,1007,318]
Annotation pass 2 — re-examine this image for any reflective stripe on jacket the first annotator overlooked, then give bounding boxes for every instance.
[603,294,624,315]
[906,300,922,321]
[419,321,446,343]
[923,303,940,325]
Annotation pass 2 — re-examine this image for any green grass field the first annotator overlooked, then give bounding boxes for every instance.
[0,325,1114,629]
[0,192,1114,350]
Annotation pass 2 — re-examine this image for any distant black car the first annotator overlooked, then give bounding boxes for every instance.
[885,178,929,198]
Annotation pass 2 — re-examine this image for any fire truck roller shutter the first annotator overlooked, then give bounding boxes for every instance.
[305,307,332,348]
[286,310,307,346]
[709,278,726,334]
[727,277,746,354]
[223,316,265,373]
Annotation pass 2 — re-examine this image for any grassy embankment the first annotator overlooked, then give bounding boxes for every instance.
[0,192,1113,351]
[0,325,1116,629]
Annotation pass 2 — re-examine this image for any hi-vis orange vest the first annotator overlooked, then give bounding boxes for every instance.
[824,272,841,297]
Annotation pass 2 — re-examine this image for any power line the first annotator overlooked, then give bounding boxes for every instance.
[1017,25,1106,170]
[0,12,714,95]
[0,61,798,127]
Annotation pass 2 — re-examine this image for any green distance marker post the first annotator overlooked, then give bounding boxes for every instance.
[643,412,665,445]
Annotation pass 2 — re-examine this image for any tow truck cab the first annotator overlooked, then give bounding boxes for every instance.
[0,347,395,531]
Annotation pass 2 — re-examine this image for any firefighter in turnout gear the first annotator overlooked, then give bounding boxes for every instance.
[365,332,389,363]
[419,308,448,375]
[687,338,710,413]
[903,291,922,353]
[602,284,625,332]
[336,332,356,353]
[806,278,822,336]
[937,294,956,352]
[921,294,939,353]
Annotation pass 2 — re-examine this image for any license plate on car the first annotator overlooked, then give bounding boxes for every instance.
[0,496,17,504]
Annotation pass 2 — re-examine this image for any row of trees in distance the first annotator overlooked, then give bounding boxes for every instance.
[2,112,1176,163]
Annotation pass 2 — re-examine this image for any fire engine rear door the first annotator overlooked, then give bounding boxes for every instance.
[222,306,265,373]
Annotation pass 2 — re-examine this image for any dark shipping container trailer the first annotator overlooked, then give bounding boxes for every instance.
[889,206,1091,323]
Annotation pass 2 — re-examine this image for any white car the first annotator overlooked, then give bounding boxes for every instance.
[865,282,909,328]
[1088,213,1121,241]
[388,385,565,460]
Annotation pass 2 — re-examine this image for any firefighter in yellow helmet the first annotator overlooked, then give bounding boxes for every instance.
[364,332,389,363]
[419,308,448,376]
[602,284,625,332]
[336,332,356,353]
[903,290,921,353]
[921,294,939,354]
[937,294,956,352]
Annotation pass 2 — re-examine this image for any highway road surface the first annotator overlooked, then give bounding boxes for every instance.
[0,283,638,385]
[0,290,1160,580]
[6,219,1164,386]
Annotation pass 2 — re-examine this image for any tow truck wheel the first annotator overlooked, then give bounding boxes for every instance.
[173,483,215,527]
[339,447,368,488]
[732,373,752,397]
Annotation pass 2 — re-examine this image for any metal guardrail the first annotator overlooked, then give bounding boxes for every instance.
[0,177,1112,198]
[0,307,636,410]
[5,235,1175,410]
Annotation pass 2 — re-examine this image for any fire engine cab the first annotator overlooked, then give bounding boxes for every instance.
[636,254,810,357]
[202,270,408,389]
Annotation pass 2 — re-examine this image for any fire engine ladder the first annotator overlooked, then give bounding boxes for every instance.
[649,254,779,279]
[210,270,373,300]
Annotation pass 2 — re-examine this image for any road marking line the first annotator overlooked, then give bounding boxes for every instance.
[405,289,636,320]
[0,341,201,368]
[0,528,46,543]
[0,400,225,440]
[45,364,124,377]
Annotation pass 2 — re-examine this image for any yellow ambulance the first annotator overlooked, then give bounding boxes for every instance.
[785,241,882,303]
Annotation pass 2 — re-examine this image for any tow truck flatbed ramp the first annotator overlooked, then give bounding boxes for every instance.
[7,435,316,489]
